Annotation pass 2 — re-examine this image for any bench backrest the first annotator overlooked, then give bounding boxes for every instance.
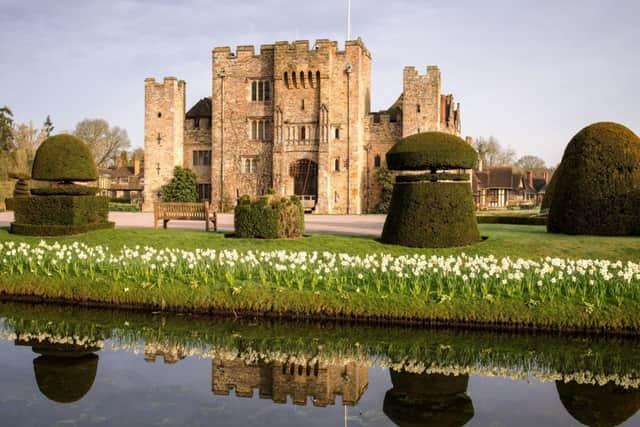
[155,202,211,220]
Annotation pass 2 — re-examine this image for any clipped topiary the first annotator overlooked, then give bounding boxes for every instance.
[234,195,304,239]
[31,134,98,182]
[547,122,640,235]
[381,132,480,248]
[10,134,113,236]
[540,164,562,212]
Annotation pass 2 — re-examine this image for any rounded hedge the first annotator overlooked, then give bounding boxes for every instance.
[547,122,640,235]
[386,132,478,171]
[381,182,480,248]
[31,185,99,196]
[556,381,640,427]
[32,134,98,182]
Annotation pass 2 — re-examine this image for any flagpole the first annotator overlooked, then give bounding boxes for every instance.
[347,0,351,41]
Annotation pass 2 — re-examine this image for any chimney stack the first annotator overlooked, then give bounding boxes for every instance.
[526,171,533,187]
[543,170,549,184]
[134,158,141,176]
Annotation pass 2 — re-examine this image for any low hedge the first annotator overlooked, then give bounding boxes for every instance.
[109,197,132,204]
[109,203,140,212]
[31,185,99,196]
[381,182,480,248]
[11,196,109,226]
[10,221,114,236]
[234,195,304,239]
[396,173,470,183]
[477,215,547,226]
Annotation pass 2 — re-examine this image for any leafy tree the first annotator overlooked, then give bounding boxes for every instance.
[43,115,54,137]
[374,166,394,213]
[119,150,128,166]
[72,118,130,168]
[131,148,144,163]
[473,136,515,168]
[0,106,15,152]
[161,166,198,202]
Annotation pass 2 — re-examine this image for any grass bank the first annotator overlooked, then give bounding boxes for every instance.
[0,225,639,333]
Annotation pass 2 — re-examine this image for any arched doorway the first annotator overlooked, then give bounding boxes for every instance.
[289,159,318,211]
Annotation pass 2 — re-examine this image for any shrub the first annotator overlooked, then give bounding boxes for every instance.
[161,167,197,203]
[374,166,394,213]
[477,215,546,226]
[234,195,304,239]
[12,179,30,197]
[109,203,140,212]
[386,132,478,172]
[31,134,97,182]
[547,122,640,235]
[381,182,480,248]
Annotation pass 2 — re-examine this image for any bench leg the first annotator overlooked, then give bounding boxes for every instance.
[163,219,169,229]
[213,214,217,232]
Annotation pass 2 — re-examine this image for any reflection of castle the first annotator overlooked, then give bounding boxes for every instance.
[15,336,101,404]
[143,342,186,364]
[212,358,368,407]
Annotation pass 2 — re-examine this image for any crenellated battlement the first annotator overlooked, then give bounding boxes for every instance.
[144,76,185,87]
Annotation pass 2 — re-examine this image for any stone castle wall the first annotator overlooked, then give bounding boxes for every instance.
[143,38,461,213]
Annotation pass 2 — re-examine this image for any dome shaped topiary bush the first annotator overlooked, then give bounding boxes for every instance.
[381,132,480,248]
[31,134,98,182]
[547,122,640,235]
[9,134,113,236]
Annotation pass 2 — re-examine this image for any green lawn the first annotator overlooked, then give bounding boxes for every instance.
[1,224,640,332]
[0,224,639,261]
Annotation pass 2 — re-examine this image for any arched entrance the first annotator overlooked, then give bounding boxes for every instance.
[289,159,318,211]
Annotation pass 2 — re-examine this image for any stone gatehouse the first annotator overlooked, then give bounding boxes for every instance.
[143,38,462,213]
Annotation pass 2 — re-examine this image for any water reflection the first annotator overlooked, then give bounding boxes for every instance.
[212,358,368,406]
[556,380,640,427]
[1,302,640,426]
[15,335,101,404]
[383,372,473,427]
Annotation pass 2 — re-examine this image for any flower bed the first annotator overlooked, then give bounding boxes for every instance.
[1,240,639,331]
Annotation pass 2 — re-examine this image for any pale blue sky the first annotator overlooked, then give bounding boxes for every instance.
[1,0,638,165]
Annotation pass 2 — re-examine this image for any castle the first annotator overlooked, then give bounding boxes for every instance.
[143,38,462,214]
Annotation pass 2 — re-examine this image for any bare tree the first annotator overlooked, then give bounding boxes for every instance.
[515,155,547,173]
[473,136,516,168]
[13,121,46,164]
[73,119,130,168]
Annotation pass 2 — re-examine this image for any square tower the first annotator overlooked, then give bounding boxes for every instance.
[143,77,186,211]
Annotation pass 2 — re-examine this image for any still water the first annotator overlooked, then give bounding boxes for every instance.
[0,302,639,427]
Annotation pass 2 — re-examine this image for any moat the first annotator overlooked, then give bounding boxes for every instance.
[1,302,639,427]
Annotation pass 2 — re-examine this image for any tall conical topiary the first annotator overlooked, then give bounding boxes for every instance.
[547,122,640,235]
[381,132,480,248]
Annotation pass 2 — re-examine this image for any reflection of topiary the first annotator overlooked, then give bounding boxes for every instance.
[381,132,480,248]
[31,134,97,182]
[556,380,640,427]
[33,352,99,404]
[383,371,474,427]
[386,132,478,172]
[548,122,640,235]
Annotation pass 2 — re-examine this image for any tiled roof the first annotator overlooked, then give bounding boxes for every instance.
[186,97,212,119]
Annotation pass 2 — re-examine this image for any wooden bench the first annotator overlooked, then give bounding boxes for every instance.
[154,202,217,231]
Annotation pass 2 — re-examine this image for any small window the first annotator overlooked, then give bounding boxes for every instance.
[157,133,162,145]
[251,121,257,140]
[264,121,271,141]
[251,81,257,102]
[301,99,305,110]
[264,81,271,101]
[300,126,306,141]
[194,118,200,129]
[258,121,264,140]
[193,150,211,166]
[197,183,211,202]
[374,154,381,168]
[258,81,264,101]
[335,128,340,139]
[157,112,162,118]
[284,72,289,87]
[417,104,421,113]
[334,158,340,171]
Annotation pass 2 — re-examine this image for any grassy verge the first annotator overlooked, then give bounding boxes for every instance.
[0,226,640,333]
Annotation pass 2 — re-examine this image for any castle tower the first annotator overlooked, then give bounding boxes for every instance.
[401,66,442,137]
[142,77,186,211]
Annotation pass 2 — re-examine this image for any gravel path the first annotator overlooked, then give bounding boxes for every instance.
[0,211,386,237]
